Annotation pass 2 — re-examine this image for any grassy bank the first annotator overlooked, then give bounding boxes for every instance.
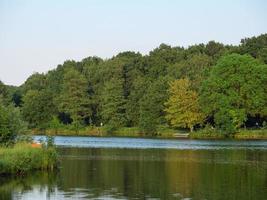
[234,129,267,139]
[189,129,267,139]
[0,143,58,176]
[32,126,178,138]
[31,125,267,139]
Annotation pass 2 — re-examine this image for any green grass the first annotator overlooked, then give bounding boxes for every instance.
[234,129,267,139]
[32,125,178,138]
[0,143,58,176]
[189,131,226,139]
[190,128,267,139]
[31,125,267,140]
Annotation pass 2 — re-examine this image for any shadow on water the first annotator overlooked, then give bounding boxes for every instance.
[1,138,267,200]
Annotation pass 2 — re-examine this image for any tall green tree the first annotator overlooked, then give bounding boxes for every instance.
[100,78,126,132]
[200,53,267,133]
[146,44,184,79]
[126,76,148,126]
[139,77,168,134]
[240,33,267,63]
[22,73,47,93]
[22,90,55,128]
[0,99,27,146]
[167,54,213,91]
[0,80,8,104]
[59,68,91,125]
[0,100,10,145]
[165,78,204,132]
[205,41,226,60]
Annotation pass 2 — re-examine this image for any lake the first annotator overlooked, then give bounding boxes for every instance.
[0,136,266,200]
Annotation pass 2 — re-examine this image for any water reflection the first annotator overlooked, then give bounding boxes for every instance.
[1,145,267,199]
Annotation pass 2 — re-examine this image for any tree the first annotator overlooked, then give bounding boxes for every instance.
[200,53,267,133]
[126,76,147,126]
[9,33,267,133]
[0,80,8,104]
[205,41,225,60]
[100,78,126,132]
[59,68,91,125]
[146,44,184,79]
[167,54,213,91]
[0,100,10,145]
[0,99,27,146]
[22,90,55,128]
[22,73,47,93]
[240,33,267,63]
[49,116,62,134]
[139,77,168,134]
[165,78,204,132]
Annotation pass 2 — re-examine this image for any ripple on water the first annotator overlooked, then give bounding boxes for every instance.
[34,136,267,150]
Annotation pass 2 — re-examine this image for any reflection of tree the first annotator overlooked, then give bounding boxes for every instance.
[1,148,266,200]
[58,148,267,200]
[0,171,58,200]
[165,150,201,198]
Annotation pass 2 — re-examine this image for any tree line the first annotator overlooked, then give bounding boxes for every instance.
[1,33,267,140]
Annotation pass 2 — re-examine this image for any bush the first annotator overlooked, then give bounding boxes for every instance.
[49,116,62,134]
[189,124,225,139]
[0,100,27,146]
[0,143,58,175]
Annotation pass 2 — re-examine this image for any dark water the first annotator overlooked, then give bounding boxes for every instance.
[0,137,266,200]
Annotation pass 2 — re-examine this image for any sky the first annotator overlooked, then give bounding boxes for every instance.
[0,0,267,86]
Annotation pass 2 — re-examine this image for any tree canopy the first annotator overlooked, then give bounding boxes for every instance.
[165,78,204,132]
[1,33,267,136]
[200,53,267,133]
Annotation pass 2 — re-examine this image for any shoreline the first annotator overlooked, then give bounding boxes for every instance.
[30,127,267,140]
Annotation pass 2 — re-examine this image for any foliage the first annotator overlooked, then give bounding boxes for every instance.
[100,78,126,133]
[2,33,267,136]
[0,81,8,103]
[0,99,27,146]
[190,127,267,139]
[21,73,47,93]
[165,78,204,132]
[0,143,57,175]
[22,89,55,128]
[126,76,148,126]
[139,78,168,135]
[240,33,267,63]
[48,116,62,134]
[167,54,213,91]
[234,129,267,139]
[200,53,267,134]
[59,68,91,126]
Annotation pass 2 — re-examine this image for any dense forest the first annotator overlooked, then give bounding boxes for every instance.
[1,33,267,142]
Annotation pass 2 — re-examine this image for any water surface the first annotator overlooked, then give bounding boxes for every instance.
[34,135,267,150]
[0,136,266,200]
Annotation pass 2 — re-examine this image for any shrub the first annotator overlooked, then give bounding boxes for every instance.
[0,143,58,175]
[0,100,27,146]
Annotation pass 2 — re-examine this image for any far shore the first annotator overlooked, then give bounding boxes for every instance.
[30,127,267,140]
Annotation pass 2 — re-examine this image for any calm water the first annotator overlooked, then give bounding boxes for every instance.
[0,137,266,200]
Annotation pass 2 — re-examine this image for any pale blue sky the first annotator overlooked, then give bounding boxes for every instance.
[0,0,267,86]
